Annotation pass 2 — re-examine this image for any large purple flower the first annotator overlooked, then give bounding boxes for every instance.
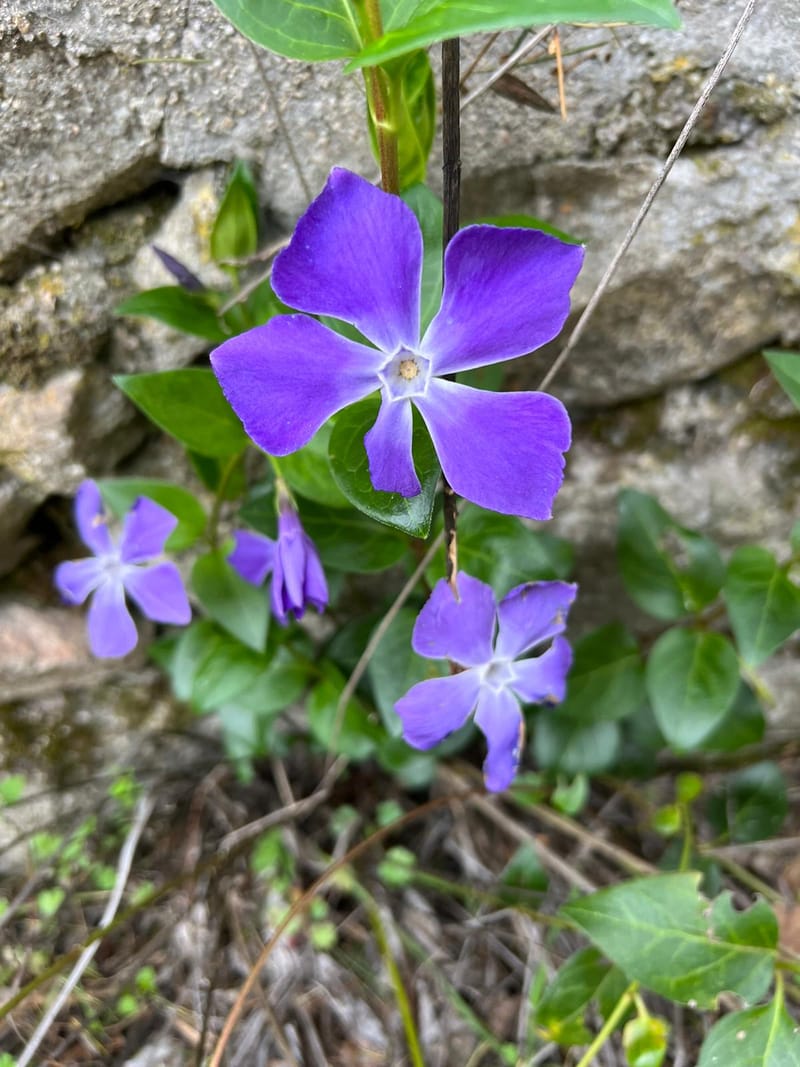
[211,168,583,520]
[54,480,191,658]
[395,573,576,791]
[228,499,328,626]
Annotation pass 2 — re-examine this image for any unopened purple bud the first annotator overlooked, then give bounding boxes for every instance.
[152,245,206,292]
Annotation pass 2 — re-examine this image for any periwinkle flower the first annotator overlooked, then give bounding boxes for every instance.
[211,168,584,520]
[395,573,576,792]
[54,480,191,658]
[228,498,328,626]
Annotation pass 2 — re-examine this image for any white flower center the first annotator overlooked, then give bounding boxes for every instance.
[482,659,514,692]
[378,350,432,401]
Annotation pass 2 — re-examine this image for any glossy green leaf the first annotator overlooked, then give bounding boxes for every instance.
[189,450,248,498]
[191,549,269,652]
[349,0,680,69]
[376,735,437,789]
[367,606,448,733]
[557,623,645,723]
[646,628,739,750]
[300,500,410,573]
[210,0,362,60]
[97,478,207,552]
[307,663,383,758]
[533,716,620,775]
[618,489,724,620]
[724,545,800,666]
[211,160,260,264]
[707,762,788,844]
[623,1016,669,1067]
[698,999,800,1067]
[328,397,439,538]
[535,947,608,1045]
[764,349,800,410]
[115,287,228,343]
[402,183,442,331]
[563,873,777,1008]
[280,425,348,508]
[114,369,249,457]
[428,505,574,595]
[368,50,435,189]
[500,843,549,894]
[221,646,308,716]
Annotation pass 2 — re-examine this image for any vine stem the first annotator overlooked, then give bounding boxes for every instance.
[363,0,399,193]
[574,982,637,1067]
[441,37,461,592]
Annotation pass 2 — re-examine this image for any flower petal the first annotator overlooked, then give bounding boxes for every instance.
[413,573,496,667]
[87,578,138,658]
[272,168,423,352]
[119,497,177,563]
[474,686,524,792]
[211,315,380,455]
[229,530,275,586]
[74,480,113,557]
[415,379,571,520]
[124,563,192,625]
[301,538,328,614]
[54,557,104,605]
[364,397,420,496]
[421,225,583,375]
[395,669,481,749]
[510,636,573,705]
[495,581,577,659]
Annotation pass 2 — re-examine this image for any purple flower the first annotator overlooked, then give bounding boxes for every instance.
[54,480,191,659]
[211,168,583,520]
[228,500,328,626]
[395,573,576,792]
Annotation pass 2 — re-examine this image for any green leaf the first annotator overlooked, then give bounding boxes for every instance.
[535,947,609,1046]
[97,478,206,551]
[368,51,435,189]
[191,549,269,652]
[618,489,724,620]
[500,843,549,894]
[623,1016,669,1067]
[349,0,680,69]
[562,873,777,1008]
[402,183,442,331]
[645,628,740,750]
[307,663,383,758]
[175,622,268,711]
[280,425,348,508]
[115,287,228,343]
[698,999,800,1067]
[724,545,800,666]
[210,0,362,61]
[211,160,260,263]
[114,369,249,457]
[791,519,800,556]
[707,762,788,844]
[0,774,26,805]
[189,451,248,498]
[764,349,800,410]
[300,500,410,573]
[367,606,448,734]
[37,887,65,918]
[699,682,765,753]
[428,504,573,595]
[328,397,440,538]
[376,735,437,789]
[533,716,620,775]
[556,623,645,723]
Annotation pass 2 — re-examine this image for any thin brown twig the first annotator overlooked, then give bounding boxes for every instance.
[207,791,473,1066]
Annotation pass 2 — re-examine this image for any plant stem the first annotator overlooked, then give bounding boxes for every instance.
[207,450,244,548]
[574,982,637,1067]
[441,37,461,592]
[362,0,399,193]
